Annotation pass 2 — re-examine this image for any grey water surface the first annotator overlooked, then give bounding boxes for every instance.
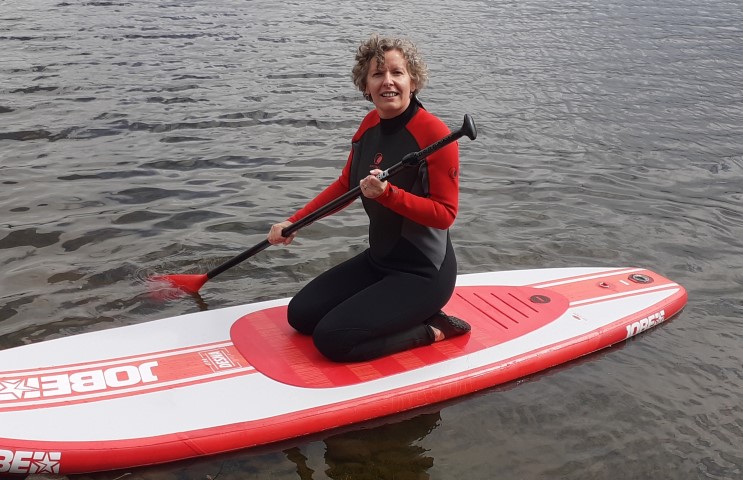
[2,0,743,478]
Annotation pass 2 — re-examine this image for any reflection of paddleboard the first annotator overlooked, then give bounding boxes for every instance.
[0,267,687,475]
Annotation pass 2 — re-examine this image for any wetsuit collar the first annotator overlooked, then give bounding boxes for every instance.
[380,96,421,134]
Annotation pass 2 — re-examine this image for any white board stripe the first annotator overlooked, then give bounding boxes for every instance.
[569,283,680,306]
[533,267,643,288]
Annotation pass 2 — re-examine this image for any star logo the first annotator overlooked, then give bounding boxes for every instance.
[0,378,39,401]
[31,451,62,474]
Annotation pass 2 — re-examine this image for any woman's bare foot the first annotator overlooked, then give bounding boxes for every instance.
[430,326,445,342]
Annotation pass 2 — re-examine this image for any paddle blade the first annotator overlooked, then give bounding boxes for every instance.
[149,273,209,294]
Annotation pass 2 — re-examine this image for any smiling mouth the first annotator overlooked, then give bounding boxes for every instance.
[381,92,399,97]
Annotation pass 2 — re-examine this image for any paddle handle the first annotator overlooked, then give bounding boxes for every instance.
[206,114,477,280]
[395,113,477,171]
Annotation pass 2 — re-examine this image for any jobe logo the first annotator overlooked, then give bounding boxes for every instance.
[0,450,62,474]
[0,361,159,402]
[625,310,665,339]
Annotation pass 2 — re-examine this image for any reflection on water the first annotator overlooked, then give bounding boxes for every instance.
[284,413,439,480]
[3,0,743,478]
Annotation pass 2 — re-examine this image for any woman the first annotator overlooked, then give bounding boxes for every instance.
[267,34,470,362]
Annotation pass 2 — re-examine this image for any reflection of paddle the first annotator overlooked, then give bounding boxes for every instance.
[151,114,477,294]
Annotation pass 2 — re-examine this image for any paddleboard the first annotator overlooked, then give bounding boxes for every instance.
[0,267,686,475]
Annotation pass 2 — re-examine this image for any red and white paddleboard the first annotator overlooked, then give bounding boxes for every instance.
[0,267,686,475]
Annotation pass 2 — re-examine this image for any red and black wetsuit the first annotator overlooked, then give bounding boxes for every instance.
[286,100,459,362]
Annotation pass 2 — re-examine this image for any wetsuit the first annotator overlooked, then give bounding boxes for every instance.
[286,100,459,362]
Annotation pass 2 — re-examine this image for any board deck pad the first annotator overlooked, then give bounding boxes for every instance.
[230,286,570,388]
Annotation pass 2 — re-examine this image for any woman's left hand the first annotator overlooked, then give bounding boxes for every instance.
[360,169,388,199]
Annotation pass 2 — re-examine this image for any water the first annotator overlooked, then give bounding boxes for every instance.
[2,0,742,478]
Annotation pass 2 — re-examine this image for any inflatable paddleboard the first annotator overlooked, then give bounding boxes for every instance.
[0,267,686,475]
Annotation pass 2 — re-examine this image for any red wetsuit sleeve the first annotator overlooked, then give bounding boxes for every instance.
[287,150,353,223]
[374,114,459,229]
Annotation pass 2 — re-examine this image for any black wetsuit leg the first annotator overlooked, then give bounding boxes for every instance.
[287,245,457,362]
[287,251,382,335]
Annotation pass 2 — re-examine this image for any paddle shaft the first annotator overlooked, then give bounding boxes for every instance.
[205,114,477,280]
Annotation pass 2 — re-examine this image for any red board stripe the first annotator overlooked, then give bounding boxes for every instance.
[0,343,253,412]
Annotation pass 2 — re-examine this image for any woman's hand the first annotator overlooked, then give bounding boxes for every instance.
[267,220,297,245]
[360,169,388,199]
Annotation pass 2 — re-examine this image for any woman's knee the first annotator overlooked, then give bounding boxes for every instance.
[287,297,317,335]
[312,327,361,363]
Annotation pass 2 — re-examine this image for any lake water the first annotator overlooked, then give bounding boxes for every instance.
[2,0,743,478]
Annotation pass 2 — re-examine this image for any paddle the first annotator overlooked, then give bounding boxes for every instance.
[152,114,477,294]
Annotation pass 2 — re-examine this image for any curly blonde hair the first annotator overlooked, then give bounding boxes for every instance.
[351,34,429,101]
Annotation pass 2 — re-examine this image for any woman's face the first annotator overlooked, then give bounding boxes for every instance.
[365,49,416,119]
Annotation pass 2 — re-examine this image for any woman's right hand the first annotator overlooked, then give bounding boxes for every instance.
[267,220,297,245]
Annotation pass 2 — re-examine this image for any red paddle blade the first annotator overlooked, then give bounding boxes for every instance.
[149,273,209,294]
